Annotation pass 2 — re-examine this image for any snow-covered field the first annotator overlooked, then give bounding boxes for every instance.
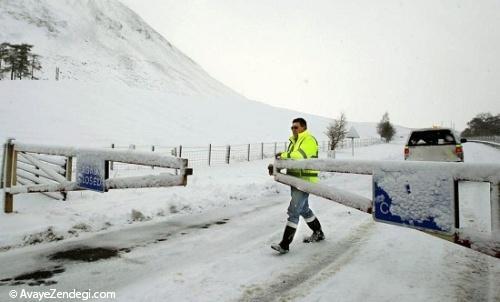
[0,141,498,301]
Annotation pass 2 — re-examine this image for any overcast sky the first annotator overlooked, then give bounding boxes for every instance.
[120,0,500,130]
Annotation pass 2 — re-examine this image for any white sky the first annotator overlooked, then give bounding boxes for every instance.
[120,0,500,130]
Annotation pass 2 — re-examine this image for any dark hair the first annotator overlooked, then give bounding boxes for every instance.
[292,118,307,129]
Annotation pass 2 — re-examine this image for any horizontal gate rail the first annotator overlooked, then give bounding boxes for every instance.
[14,143,186,169]
[2,140,193,214]
[274,159,500,183]
[270,158,500,258]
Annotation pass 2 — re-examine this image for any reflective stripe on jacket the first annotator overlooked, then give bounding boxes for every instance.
[280,130,319,183]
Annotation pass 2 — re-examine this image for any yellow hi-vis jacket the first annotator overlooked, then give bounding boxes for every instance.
[280,130,319,183]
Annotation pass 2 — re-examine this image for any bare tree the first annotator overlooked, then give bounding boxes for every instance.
[325,112,348,150]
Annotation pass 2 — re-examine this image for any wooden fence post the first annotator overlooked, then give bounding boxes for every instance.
[179,145,182,158]
[247,144,251,161]
[0,141,6,190]
[62,156,73,201]
[151,145,155,169]
[274,142,277,156]
[65,157,73,181]
[261,143,264,160]
[226,145,231,164]
[208,144,212,166]
[3,139,15,213]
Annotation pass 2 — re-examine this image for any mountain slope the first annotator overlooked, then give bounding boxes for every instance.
[0,80,412,146]
[0,0,409,146]
[0,0,237,96]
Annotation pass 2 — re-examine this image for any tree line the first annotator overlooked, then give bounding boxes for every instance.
[461,113,500,137]
[0,43,41,80]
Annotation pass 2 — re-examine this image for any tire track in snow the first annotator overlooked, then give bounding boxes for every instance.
[239,219,375,302]
[0,198,286,286]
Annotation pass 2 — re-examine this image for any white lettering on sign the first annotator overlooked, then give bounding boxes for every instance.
[76,152,106,193]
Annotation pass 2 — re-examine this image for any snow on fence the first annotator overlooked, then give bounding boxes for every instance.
[1,140,193,213]
[270,158,500,258]
[109,137,384,169]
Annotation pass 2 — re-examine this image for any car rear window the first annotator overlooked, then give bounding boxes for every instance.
[408,130,457,146]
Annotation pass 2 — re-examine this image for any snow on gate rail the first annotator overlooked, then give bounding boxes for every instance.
[269,158,500,258]
[1,139,193,213]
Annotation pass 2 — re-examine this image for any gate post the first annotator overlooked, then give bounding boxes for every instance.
[110,143,114,170]
[62,156,73,201]
[3,139,15,213]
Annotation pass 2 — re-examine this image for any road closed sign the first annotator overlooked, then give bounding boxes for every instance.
[373,166,455,234]
[76,152,106,193]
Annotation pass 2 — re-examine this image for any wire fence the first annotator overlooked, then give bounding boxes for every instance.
[108,137,384,170]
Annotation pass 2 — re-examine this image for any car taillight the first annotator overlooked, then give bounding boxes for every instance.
[404,146,409,159]
[455,145,463,160]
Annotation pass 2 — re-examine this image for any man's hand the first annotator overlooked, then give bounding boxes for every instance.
[275,153,282,159]
[268,164,274,176]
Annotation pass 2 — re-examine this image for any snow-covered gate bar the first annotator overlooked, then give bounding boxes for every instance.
[2,140,193,213]
[270,159,500,258]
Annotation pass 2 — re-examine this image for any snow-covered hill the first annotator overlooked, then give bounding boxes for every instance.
[0,80,411,147]
[0,0,237,96]
[0,0,410,147]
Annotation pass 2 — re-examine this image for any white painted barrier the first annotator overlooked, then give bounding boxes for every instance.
[270,158,500,258]
[2,140,193,213]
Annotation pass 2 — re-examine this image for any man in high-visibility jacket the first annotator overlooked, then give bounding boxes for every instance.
[271,118,325,254]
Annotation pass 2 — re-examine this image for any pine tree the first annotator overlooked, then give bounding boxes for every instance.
[5,44,19,80]
[0,42,11,80]
[0,43,41,80]
[15,44,33,79]
[377,112,396,142]
[325,112,348,150]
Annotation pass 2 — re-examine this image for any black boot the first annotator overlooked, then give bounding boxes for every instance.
[271,225,296,254]
[304,218,325,243]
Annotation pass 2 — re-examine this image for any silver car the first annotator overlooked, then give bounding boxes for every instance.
[404,128,466,162]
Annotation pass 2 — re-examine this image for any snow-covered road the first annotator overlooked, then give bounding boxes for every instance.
[0,141,499,301]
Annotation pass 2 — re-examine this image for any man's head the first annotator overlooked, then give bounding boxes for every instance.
[291,118,307,138]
